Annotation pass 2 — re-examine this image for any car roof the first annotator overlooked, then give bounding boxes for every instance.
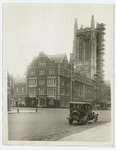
[70,102,92,105]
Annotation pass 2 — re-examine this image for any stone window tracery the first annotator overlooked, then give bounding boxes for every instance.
[85,40,89,62]
[79,38,83,62]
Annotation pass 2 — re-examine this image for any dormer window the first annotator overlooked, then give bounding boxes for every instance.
[39,62,46,66]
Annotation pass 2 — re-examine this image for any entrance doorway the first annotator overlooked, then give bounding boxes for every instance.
[16,101,18,106]
[40,98,45,107]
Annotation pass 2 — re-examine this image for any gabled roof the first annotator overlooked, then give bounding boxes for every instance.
[30,52,67,65]
[48,53,66,63]
[38,51,66,63]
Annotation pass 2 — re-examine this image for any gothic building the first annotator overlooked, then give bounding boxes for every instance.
[7,16,109,108]
[73,15,105,80]
[25,15,106,107]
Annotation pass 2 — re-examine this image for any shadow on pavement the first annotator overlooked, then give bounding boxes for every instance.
[31,120,110,141]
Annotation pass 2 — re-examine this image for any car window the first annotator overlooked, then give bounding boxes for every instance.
[81,105,84,109]
[79,105,83,108]
[73,104,76,108]
[88,105,90,109]
[85,105,88,109]
[77,105,79,108]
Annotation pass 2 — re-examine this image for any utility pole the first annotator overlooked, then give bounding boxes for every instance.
[36,88,40,112]
[36,96,38,112]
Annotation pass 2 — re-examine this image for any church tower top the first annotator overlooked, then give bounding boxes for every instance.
[91,15,95,28]
[74,18,78,31]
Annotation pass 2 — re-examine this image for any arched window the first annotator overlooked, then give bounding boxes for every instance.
[85,40,89,62]
[79,38,83,62]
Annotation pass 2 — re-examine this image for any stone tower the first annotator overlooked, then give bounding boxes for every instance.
[73,15,105,80]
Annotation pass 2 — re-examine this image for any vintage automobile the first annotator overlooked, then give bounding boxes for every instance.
[67,102,98,125]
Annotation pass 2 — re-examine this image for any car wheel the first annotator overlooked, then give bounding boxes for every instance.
[94,116,98,122]
[69,119,73,124]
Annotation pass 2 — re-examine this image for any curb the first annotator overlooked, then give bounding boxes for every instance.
[8,111,41,114]
[59,122,111,142]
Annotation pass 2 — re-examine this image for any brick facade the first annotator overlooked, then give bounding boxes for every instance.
[26,51,94,107]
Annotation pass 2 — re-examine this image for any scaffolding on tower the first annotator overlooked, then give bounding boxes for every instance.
[96,23,106,81]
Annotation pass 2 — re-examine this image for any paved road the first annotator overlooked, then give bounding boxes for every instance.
[8,107,111,141]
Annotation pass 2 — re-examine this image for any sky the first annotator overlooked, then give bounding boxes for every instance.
[3,3,114,80]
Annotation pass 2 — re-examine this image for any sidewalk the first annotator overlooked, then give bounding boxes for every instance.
[59,122,111,142]
[8,107,69,114]
[8,109,41,114]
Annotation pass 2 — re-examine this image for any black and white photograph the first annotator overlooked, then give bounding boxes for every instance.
[2,1,115,147]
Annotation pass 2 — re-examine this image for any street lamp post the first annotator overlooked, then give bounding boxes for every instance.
[35,96,38,112]
[35,88,40,112]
